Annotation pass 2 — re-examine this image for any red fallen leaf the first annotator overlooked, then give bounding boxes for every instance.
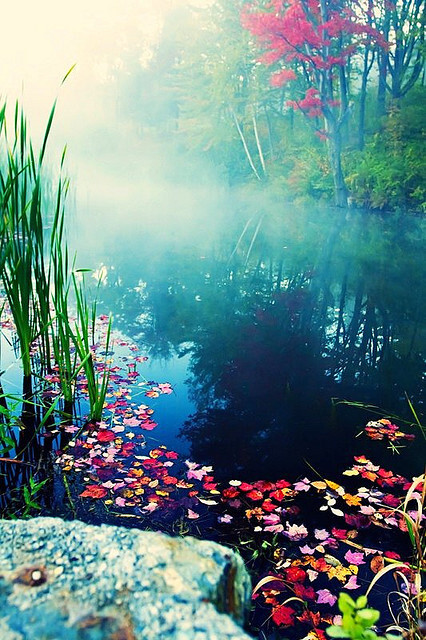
[272,604,296,627]
[276,479,291,489]
[332,527,348,540]
[377,468,393,478]
[97,430,115,442]
[246,489,264,501]
[287,505,301,516]
[293,583,316,600]
[270,489,289,502]
[298,609,321,627]
[91,457,108,467]
[382,494,400,507]
[147,494,161,502]
[97,468,115,480]
[204,482,218,491]
[79,485,108,499]
[253,480,275,492]
[360,470,378,482]
[377,476,399,488]
[142,459,163,469]
[384,550,401,560]
[121,443,135,456]
[261,499,277,512]
[163,475,178,485]
[165,451,179,459]
[313,558,329,573]
[285,566,306,582]
[239,482,254,492]
[222,487,240,499]
[345,514,371,529]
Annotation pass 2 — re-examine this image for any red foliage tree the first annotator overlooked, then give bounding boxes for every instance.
[241,0,386,207]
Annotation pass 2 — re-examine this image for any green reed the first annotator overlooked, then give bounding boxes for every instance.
[72,272,112,422]
[0,102,42,385]
[1,86,112,426]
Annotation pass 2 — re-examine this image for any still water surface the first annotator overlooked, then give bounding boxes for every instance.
[74,202,426,483]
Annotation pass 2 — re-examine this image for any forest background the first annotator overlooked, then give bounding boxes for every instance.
[114,0,425,212]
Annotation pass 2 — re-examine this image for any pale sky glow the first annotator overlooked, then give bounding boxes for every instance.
[1,2,165,126]
[0,0,219,246]
[0,0,210,143]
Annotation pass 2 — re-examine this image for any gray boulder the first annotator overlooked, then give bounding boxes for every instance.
[0,517,253,639]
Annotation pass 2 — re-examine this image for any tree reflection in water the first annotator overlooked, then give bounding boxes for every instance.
[95,207,426,480]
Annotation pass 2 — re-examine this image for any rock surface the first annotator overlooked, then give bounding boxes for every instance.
[0,517,252,639]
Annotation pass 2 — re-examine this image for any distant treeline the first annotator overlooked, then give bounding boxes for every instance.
[117,0,425,212]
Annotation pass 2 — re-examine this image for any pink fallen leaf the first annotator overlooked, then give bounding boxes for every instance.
[300,544,317,554]
[111,425,125,433]
[344,575,361,590]
[187,509,200,519]
[187,468,208,481]
[294,478,311,492]
[264,524,284,533]
[122,417,140,427]
[314,528,330,541]
[140,420,157,431]
[142,502,159,513]
[284,523,308,540]
[316,589,337,606]
[263,513,281,526]
[344,550,365,565]
[158,383,173,394]
[218,514,233,524]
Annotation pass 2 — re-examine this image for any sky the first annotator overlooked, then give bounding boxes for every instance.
[0,0,210,140]
[1,0,227,259]
[1,2,154,127]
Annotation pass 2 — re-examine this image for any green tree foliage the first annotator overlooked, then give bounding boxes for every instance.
[345,87,426,211]
[109,0,425,211]
[171,1,272,183]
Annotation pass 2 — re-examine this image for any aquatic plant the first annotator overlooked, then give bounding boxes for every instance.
[49,163,77,417]
[0,101,44,388]
[0,99,70,399]
[365,474,425,640]
[326,594,399,640]
[0,71,113,428]
[71,271,112,422]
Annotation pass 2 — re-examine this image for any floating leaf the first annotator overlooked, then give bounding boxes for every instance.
[79,485,108,499]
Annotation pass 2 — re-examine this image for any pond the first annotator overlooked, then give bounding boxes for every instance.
[71,196,426,484]
[1,173,425,639]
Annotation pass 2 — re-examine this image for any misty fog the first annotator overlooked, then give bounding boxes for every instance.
[1,0,232,267]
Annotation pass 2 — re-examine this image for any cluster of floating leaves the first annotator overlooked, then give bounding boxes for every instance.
[52,332,424,640]
[1,301,421,640]
[364,419,416,443]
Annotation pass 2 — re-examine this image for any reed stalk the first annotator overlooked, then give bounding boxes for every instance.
[71,272,112,422]
[1,78,111,434]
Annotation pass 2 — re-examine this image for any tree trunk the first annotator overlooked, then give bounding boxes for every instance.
[359,46,375,150]
[326,120,347,207]
[338,55,349,145]
[377,11,390,117]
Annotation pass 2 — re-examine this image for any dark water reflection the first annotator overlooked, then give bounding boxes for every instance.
[90,206,425,481]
